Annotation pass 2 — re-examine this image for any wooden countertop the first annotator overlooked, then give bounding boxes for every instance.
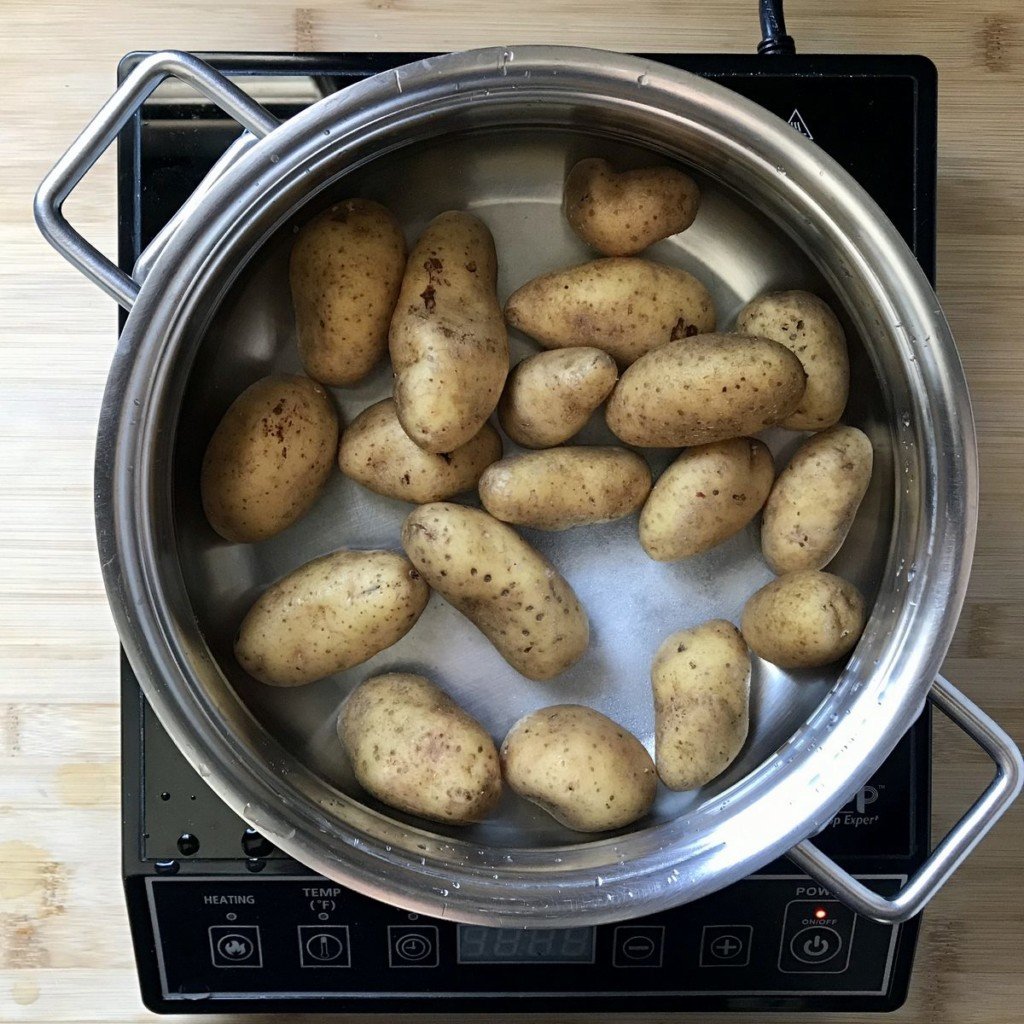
[1,1,1021,1021]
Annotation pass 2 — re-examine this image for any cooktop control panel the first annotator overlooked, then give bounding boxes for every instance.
[145,874,906,1006]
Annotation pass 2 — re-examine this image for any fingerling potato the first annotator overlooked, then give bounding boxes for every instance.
[741,570,866,669]
[339,398,502,503]
[201,374,339,543]
[606,333,806,447]
[652,620,750,790]
[235,549,429,686]
[761,425,873,574]
[737,290,849,430]
[505,257,715,366]
[498,347,618,448]
[479,446,652,531]
[290,199,406,386]
[563,157,701,256]
[640,438,774,560]
[338,672,501,824]
[389,211,509,453]
[401,503,589,680]
[501,705,657,832]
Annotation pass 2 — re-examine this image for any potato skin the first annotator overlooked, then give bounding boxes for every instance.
[498,348,618,448]
[761,425,873,574]
[290,199,406,386]
[737,291,849,430]
[401,503,588,680]
[640,439,774,560]
[652,620,750,790]
[505,258,715,366]
[479,447,652,531]
[234,549,429,686]
[389,212,509,453]
[201,374,339,543]
[500,705,657,832]
[339,398,502,503]
[563,158,700,257]
[338,673,501,825]
[606,333,806,447]
[741,570,866,669]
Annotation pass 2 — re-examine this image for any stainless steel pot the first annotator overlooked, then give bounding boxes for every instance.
[36,48,1021,927]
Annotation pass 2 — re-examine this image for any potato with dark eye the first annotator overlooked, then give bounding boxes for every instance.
[563,158,701,256]
[290,198,406,386]
[200,374,339,543]
[338,673,502,825]
[505,258,716,366]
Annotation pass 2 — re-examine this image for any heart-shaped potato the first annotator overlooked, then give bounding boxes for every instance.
[563,158,700,256]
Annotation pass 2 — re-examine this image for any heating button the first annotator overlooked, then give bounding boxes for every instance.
[778,900,855,974]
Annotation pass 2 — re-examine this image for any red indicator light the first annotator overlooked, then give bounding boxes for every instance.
[814,908,828,920]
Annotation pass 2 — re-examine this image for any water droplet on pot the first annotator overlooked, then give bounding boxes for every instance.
[901,411,911,427]
[637,73,649,86]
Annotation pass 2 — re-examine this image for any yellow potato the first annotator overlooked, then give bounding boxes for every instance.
[389,211,509,453]
[736,290,849,430]
[640,439,774,560]
[563,158,701,256]
[401,503,588,680]
[338,673,501,825]
[741,570,866,669]
[200,374,339,543]
[606,333,806,447]
[479,446,652,531]
[290,199,406,386]
[338,398,502,503]
[651,620,750,790]
[235,549,429,686]
[500,705,657,832]
[498,347,618,448]
[761,425,873,573]
[505,258,715,366]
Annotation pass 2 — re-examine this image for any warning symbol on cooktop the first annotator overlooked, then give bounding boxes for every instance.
[787,108,814,140]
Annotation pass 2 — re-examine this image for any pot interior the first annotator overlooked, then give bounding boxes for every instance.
[173,127,893,849]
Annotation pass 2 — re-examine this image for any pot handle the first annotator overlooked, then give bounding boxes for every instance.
[34,50,278,311]
[788,674,1022,923]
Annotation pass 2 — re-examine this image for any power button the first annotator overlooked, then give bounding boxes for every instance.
[778,900,855,974]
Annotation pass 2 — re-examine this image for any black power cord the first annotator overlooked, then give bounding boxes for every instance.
[758,0,797,55]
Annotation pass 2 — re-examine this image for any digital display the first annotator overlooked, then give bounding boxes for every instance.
[457,926,595,964]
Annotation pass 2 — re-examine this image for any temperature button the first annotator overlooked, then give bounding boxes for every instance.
[298,925,351,968]
[778,900,856,974]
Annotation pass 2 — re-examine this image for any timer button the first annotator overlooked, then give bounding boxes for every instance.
[388,925,439,968]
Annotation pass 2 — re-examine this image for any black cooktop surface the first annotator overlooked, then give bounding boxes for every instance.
[118,51,935,1014]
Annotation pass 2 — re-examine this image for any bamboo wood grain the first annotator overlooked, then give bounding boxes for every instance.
[1,1,1021,1021]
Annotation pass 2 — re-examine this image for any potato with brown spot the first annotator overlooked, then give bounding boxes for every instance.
[640,439,774,560]
[761,425,873,573]
[290,199,406,386]
[563,158,701,256]
[498,348,618,448]
[652,620,750,790]
[401,503,589,680]
[501,705,657,831]
[389,212,509,452]
[505,258,715,366]
[736,291,849,430]
[479,446,651,531]
[235,549,429,686]
[339,398,502,503]
[201,374,339,543]
[606,333,806,447]
[338,673,501,825]
[741,570,866,669]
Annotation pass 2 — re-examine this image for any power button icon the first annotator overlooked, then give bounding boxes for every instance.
[790,926,842,965]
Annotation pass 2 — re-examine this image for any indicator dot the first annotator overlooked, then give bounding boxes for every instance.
[814,908,828,920]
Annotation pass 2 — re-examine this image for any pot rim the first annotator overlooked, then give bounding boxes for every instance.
[97,46,977,925]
